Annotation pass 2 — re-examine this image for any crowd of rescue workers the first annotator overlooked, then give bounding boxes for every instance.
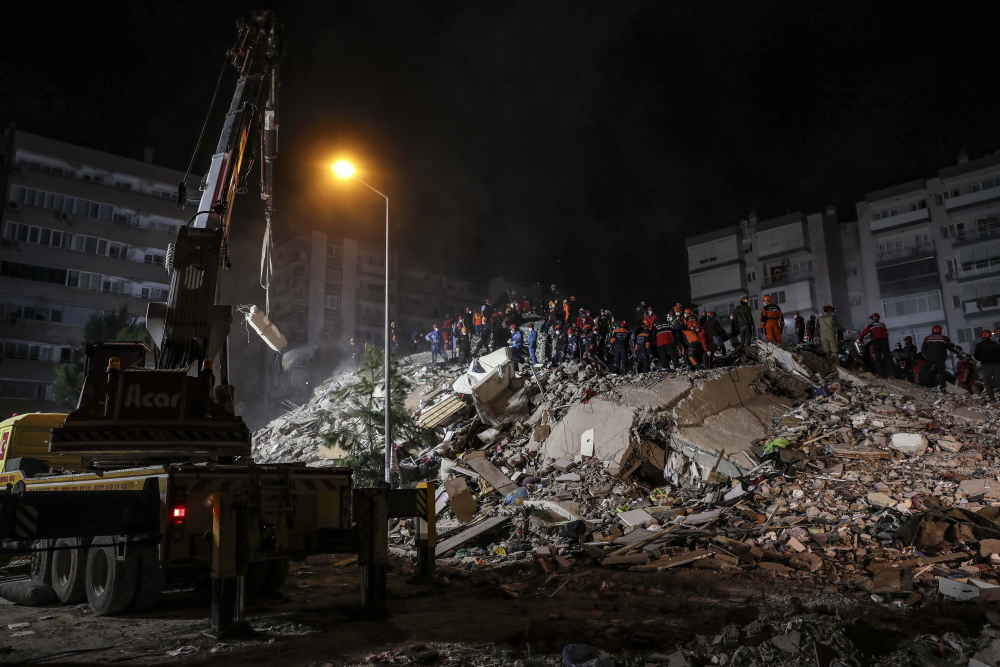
[349,284,1000,402]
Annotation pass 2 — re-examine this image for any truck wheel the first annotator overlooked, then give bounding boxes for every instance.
[244,561,268,598]
[130,545,163,611]
[258,559,289,596]
[51,538,87,604]
[85,537,137,616]
[30,539,53,585]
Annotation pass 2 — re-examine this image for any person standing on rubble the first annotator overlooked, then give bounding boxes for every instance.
[463,307,474,334]
[654,317,678,370]
[794,312,805,343]
[473,308,483,336]
[705,311,727,352]
[567,326,581,362]
[457,325,471,364]
[643,306,658,330]
[611,320,631,374]
[919,325,957,390]
[562,299,571,325]
[551,323,567,367]
[527,322,538,365]
[806,315,817,343]
[817,305,841,363]
[425,325,443,364]
[975,330,1000,401]
[509,324,523,371]
[901,335,918,371]
[860,313,891,377]
[698,315,715,368]
[680,317,705,370]
[760,295,784,345]
[733,297,755,350]
[635,301,646,326]
[634,325,652,373]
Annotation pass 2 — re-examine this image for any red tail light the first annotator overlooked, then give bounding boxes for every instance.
[172,505,186,523]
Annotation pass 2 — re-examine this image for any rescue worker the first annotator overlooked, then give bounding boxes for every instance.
[670,307,687,354]
[860,313,891,377]
[975,330,1000,401]
[563,299,571,325]
[919,325,956,389]
[680,317,704,370]
[902,336,918,366]
[892,342,907,376]
[425,325,443,363]
[654,318,678,370]
[611,320,631,374]
[551,324,567,367]
[451,318,462,359]
[575,308,588,331]
[583,326,601,370]
[441,313,453,354]
[482,298,494,322]
[705,311,727,351]
[458,326,471,365]
[698,315,715,368]
[542,302,557,333]
[390,321,400,355]
[349,336,358,361]
[733,296,754,349]
[643,306,658,330]
[634,325,651,374]
[509,324,523,371]
[527,322,538,365]
[463,307,474,333]
[567,326,581,362]
[794,312,805,343]
[805,315,816,343]
[473,308,484,336]
[635,301,646,325]
[760,295,784,345]
[817,305,841,363]
[520,295,531,312]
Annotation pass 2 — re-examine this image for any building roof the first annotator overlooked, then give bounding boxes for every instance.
[939,151,1000,181]
[685,225,740,248]
[755,211,803,232]
[864,178,926,204]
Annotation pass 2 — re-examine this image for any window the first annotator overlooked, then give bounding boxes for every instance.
[114,180,133,190]
[848,291,862,306]
[877,239,904,258]
[293,330,307,342]
[881,290,942,318]
[1,261,68,286]
[873,208,899,221]
[294,302,307,314]
[936,188,961,206]
[765,291,786,304]
[910,200,927,211]
[952,294,962,308]
[140,286,169,299]
[325,295,341,311]
[0,379,51,401]
[970,177,1000,193]
[947,258,958,276]
[746,268,757,282]
[67,271,102,290]
[296,276,308,287]
[5,222,69,250]
[845,262,858,277]
[748,297,759,311]
[144,252,164,266]
[108,242,126,259]
[326,269,342,284]
[791,259,813,277]
[327,244,343,259]
[112,212,129,224]
[915,233,931,251]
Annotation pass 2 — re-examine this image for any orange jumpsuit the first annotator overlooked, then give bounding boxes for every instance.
[761,303,784,344]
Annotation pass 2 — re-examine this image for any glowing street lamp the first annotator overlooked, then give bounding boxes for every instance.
[333,160,392,487]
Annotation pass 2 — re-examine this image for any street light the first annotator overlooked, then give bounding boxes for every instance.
[333,160,392,487]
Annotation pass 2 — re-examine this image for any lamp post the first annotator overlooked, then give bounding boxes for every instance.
[334,160,392,487]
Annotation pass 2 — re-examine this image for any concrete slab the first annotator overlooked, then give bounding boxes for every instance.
[618,376,692,411]
[541,396,638,465]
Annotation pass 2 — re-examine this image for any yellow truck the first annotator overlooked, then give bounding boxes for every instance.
[0,411,354,617]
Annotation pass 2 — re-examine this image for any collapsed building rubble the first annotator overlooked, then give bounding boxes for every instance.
[253,337,1000,665]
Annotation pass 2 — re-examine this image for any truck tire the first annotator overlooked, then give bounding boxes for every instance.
[130,545,163,611]
[85,537,137,616]
[244,561,268,598]
[30,539,53,585]
[51,538,87,604]
[258,559,289,596]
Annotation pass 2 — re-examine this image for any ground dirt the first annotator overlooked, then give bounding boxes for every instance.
[1,557,990,666]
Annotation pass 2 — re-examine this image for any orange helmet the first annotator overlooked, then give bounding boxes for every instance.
[932,325,943,334]
[870,313,880,321]
[763,295,772,304]
[686,319,698,330]
[740,297,748,304]
[983,330,992,338]
[683,308,692,315]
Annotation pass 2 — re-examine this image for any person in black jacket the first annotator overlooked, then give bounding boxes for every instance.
[919,325,958,389]
[975,330,1000,401]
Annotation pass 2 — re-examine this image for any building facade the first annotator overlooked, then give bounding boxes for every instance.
[855,150,1000,351]
[0,126,199,416]
[686,208,851,330]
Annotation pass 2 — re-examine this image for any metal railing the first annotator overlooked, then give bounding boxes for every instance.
[953,224,1000,244]
[760,269,813,287]
[875,240,935,262]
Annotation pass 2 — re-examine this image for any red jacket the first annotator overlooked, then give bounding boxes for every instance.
[861,321,888,341]
[643,313,658,329]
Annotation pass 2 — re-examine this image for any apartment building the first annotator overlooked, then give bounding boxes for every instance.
[686,208,851,328]
[855,150,1000,350]
[0,125,199,416]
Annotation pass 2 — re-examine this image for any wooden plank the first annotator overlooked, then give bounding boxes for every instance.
[464,452,518,496]
[418,395,467,429]
[602,552,651,567]
[604,525,679,559]
[868,551,970,573]
[630,548,711,571]
[435,515,511,556]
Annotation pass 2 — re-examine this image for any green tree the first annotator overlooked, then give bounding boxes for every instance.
[322,345,432,487]
[52,305,152,409]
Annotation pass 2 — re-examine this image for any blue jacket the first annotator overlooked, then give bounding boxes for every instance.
[527,330,537,347]
[510,330,523,348]
[425,330,442,345]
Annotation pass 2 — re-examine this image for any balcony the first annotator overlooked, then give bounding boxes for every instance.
[952,223,1000,246]
[870,207,930,233]
[875,240,935,266]
[357,288,395,303]
[760,269,813,288]
[962,296,1000,318]
[945,186,1000,212]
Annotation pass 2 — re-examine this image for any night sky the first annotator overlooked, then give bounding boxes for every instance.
[3,2,1000,319]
